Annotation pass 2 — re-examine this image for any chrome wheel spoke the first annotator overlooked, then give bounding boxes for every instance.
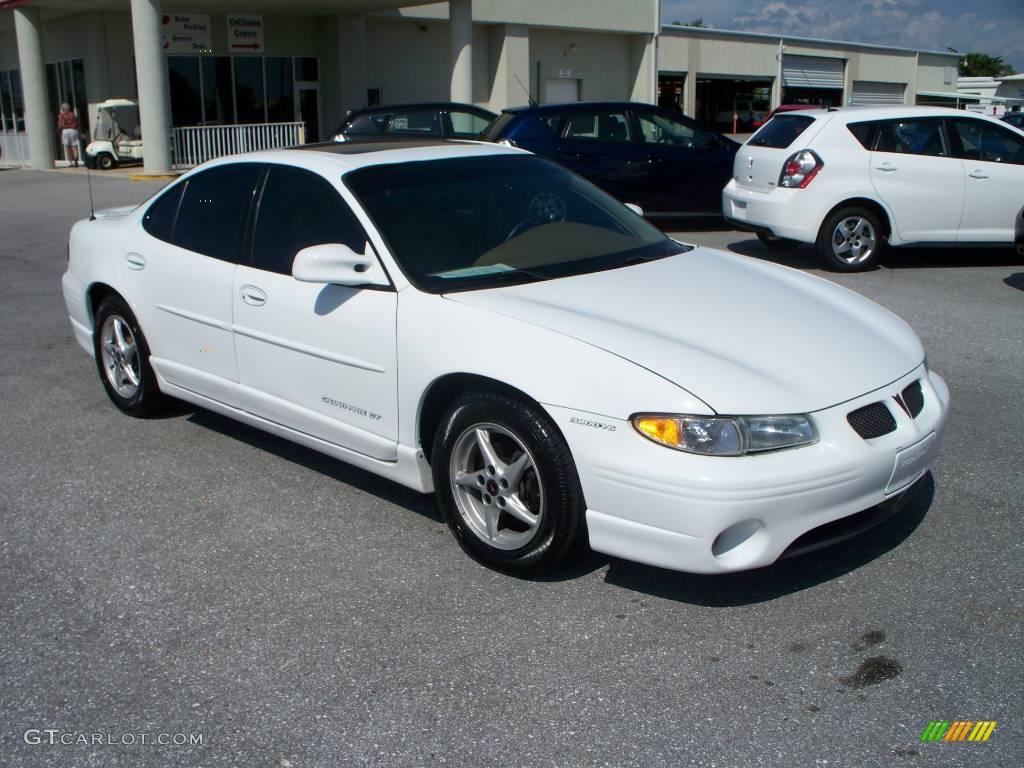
[121,362,140,387]
[504,494,539,528]
[484,506,500,540]
[504,453,531,490]
[474,428,503,472]
[454,470,482,489]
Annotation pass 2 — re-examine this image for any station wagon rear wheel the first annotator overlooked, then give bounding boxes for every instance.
[93,295,165,416]
[817,206,884,272]
[432,391,586,574]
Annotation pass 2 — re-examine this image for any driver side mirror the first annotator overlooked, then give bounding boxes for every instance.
[292,243,390,287]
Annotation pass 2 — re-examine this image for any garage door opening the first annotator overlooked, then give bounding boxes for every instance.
[782,55,845,108]
[695,77,771,131]
[658,73,685,114]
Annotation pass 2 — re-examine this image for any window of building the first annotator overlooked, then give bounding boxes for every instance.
[0,69,25,133]
[45,59,88,142]
[165,55,318,128]
[251,166,367,275]
[172,164,263,262]
[265,58,294,123]
[233,57,265,125]
[168,56,202,127]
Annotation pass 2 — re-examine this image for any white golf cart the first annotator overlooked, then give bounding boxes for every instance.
[85,99,144,170]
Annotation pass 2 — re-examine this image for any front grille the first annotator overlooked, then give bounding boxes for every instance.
[900,380,924,418]
[847,402,897,439]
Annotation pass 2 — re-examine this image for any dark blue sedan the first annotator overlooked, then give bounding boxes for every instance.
[482,102,738,216]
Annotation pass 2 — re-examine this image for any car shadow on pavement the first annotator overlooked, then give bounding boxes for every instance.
[184,406,443,524]
[728,239,1024,272]
[602,474,934,606]
[1004,272,1024,291]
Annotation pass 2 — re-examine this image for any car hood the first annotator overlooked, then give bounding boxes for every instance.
[444,247,924,414]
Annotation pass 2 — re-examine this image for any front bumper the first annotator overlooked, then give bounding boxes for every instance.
[546,364,949,574]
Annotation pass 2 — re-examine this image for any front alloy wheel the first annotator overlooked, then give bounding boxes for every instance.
[433,391,586,573]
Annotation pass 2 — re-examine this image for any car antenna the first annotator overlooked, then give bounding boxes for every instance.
[514,73,537,108]
[86,161,96,221]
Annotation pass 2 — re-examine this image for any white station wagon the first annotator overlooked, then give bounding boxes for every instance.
[62,140,949,575]
[723,106,1024,270]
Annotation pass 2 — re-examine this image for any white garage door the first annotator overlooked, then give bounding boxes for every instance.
[850,81,906,106]
[782,55,845,89]
[544,78,579,105]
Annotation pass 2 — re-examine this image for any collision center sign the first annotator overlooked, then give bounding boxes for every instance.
[162,14,212,53]
[227,15,264,53]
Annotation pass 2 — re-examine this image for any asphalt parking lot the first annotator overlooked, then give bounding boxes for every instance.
[1,167,1022,767]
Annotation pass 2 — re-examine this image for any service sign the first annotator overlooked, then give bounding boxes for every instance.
[227,15,264,53]
[162,14,212,54]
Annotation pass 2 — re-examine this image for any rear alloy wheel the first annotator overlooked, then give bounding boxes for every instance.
[432,391,586,574]
[817,206,884,271]
[756,231,801,250]
[93,295,165,416]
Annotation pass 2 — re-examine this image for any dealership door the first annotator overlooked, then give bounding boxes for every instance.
[295,84,320,143]
[544,78,579,104]
[850,81,906,106]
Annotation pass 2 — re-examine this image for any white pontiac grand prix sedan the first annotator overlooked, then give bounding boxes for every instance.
[62,140,949,575]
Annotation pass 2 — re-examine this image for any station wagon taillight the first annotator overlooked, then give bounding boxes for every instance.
[779,150,823,188]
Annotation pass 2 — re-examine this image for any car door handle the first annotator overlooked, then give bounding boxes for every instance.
[968,170,989,179]
[124,253,146,270]
[239,285,267,306]
[875,164,897,172]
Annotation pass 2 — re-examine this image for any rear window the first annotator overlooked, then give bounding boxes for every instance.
[748,115,815,149]
[481,112,519,141]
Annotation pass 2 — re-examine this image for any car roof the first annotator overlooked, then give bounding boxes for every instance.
[502,101,664,115]
[790,105,1012,125]
[191,138,524,176]
[346,102,496,118]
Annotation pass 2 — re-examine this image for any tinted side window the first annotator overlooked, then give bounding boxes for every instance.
[873,119,947,157]
[251,166,368,275]
[564,111,631,143]
[173,164,262,261]
[636,112,714,149]
[748,115,814,149]
[387,110,442,135]
[142,182,185,242]
[950,119,1024,164]
[448,110,492,138]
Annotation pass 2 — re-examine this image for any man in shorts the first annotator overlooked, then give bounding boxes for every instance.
[58,103,81,167]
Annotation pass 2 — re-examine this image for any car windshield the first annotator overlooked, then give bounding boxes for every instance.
[344,154,688,292]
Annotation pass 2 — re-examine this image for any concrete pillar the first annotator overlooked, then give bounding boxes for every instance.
[13,7,55,170]
[337,15,368,118]
[129,0,171,174]
[487,24,529,111]
[630,34,657,104]
[449,0,473,103]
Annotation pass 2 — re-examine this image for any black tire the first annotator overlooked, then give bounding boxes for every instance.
[432,391,586,574]
[756,231,801,250]
[97,153,116,170]
[816,205,885,272]
[92,295,165,417]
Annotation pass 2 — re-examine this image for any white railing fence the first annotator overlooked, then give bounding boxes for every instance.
[171,121,306,168]
[0,132,30,166]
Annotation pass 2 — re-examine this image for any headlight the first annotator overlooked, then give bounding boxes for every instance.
[632,414,817,456]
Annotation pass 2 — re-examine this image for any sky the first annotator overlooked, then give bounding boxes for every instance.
[660,0,1024,72]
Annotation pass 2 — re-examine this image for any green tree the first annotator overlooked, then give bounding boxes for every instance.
[959,52,1015,77]
[671,18,707,27]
